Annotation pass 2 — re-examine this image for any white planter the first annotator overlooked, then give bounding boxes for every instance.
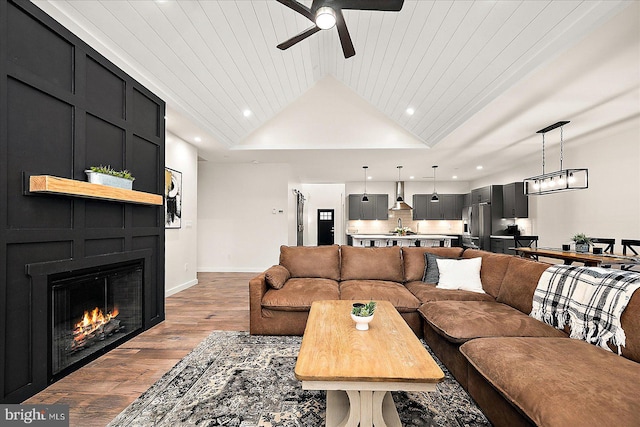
[85,170,133,190]
[351,313,374,331]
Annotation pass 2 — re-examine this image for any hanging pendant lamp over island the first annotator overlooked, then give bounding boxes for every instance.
[523,121,588,195]
[361,166,369,202]
[431,165,439,203]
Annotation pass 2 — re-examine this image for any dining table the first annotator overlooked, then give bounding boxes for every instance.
[514,247,640,268]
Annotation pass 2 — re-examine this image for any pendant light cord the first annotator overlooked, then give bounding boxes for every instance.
[560,126,564,171]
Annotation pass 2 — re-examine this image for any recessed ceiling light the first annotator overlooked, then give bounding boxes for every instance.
[409,176,415,180]
[194,136,202,142]
[367,176,372,180]
[476,165,483,170]
[452,175,458,179]
[406,107,415,115]
[243,109,252,117]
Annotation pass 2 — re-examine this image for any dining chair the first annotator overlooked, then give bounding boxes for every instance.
[621,239,640,271]
[591,238,615,254]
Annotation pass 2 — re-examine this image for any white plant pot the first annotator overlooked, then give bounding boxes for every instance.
[351,313,374,331]
[85,170,133,190]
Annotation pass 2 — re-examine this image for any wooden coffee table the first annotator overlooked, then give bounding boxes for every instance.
[295,300,444,427]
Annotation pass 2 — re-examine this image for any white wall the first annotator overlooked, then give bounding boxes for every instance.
[472,117,640,248]
[165,133,199,296]
[300,183,346,246]
[197,162,293,272]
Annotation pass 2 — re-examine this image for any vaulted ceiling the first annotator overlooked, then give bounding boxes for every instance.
[33,0,639,182]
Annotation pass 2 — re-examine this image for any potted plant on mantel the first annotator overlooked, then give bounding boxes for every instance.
[85,165,135,190]
[351,300,376,331]
[572,233,593,253]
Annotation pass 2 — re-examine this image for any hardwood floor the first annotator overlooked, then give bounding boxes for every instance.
[25,272,255,427]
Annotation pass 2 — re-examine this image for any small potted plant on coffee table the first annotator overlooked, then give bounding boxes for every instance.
[351,300,376,331]
[572,233,593,253]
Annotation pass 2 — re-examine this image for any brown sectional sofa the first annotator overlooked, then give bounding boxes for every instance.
[249,244,640,427]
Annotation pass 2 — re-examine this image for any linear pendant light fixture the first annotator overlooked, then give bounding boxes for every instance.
[523,121,588,196]
[361,166,369,202]
[431,165,439,202]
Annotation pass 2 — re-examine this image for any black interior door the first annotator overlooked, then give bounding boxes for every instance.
[317,209,335,246]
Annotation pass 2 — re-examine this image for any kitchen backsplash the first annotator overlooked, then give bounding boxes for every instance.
[347,210,464,235]
[346,211,533,236]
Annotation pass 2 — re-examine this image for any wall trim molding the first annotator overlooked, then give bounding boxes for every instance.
[165,278,198,297]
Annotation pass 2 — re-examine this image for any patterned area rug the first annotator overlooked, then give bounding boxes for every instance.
[108,331,491,427]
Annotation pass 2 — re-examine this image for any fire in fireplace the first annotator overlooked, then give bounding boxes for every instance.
[50,261,143,377]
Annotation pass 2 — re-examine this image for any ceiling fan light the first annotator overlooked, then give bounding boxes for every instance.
[315,6,336,29]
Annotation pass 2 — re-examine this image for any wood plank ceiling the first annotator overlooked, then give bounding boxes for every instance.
[35,1,628,148]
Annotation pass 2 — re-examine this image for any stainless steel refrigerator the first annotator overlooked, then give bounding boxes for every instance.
[468,203,492,251]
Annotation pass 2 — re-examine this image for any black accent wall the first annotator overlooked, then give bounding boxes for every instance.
[0,0,165,402]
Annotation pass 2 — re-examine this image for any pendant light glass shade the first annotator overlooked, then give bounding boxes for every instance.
[431,165,439,202]
[524,121,588,195]
[362,166,369,202]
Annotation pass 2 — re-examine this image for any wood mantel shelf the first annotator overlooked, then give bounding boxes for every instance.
[29,175,163,205]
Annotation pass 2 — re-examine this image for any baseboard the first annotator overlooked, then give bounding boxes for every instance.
[197,267,264,273]
[165,278,198,297]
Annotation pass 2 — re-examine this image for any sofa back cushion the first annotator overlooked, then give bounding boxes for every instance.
[341,246,403,282]
[279,245,340,280]
[402,247,464,282]
[462,249,512,297]
[496,256,550,314]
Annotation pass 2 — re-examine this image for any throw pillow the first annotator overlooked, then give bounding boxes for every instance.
[436,257,485,293]
[422,253,443,284]
[264,265,290,290]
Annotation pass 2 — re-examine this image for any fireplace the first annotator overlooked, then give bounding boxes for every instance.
[50,261,143,377]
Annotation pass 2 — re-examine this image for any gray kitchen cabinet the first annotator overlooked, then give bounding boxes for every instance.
[502,182,528,218]
[348,194,388,220]
[412,194,428,220]
[413,194,463,220]
[471,186,492,204]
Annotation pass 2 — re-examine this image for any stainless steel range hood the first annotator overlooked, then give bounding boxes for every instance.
[390,181,412,210]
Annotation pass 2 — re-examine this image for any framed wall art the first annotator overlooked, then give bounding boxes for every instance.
[165,167,182,229]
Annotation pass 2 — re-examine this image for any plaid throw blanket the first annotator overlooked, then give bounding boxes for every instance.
[530,265,640,353]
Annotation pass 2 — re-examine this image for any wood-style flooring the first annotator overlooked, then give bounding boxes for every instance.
[25,272,254,427]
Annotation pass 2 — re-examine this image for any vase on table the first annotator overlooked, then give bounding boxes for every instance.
[351,313,374,331]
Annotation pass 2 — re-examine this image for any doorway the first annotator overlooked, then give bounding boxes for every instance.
[317,209,335,246]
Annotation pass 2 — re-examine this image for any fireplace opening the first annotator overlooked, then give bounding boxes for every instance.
[50,260,143,378]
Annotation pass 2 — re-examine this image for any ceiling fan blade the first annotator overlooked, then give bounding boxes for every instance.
[277,25,322,50]
[337,0,404,11]
[335,9,355,58]
[310,0,323,13]
[276,0,315,21]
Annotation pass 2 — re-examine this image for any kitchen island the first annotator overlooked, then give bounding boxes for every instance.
[350,234,455,247]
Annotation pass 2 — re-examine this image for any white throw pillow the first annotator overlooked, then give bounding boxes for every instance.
[435,257,485,293]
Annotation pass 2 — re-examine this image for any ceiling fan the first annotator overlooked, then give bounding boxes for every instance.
[276,0,404,58]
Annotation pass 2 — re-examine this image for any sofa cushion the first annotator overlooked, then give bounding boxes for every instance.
[436,257,484,293]
[340,280,420,312]
[341,246,403,282]
[420,301,566,344]
[262,278,339,311]
[460,337,640,427]
[402,247,464,282]
[406,281,495,304]
[496,255,550,314]
[462,249,512,297]
[264,265,290,289]
[279,245,340,280]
